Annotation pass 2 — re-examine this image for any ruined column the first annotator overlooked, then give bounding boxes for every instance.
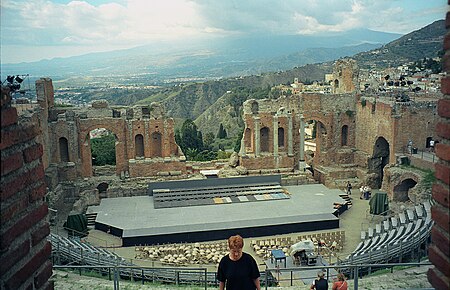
[254,117,260,157]
[273,115,279,157]
[299,114,306,171]
[287,113,293,156]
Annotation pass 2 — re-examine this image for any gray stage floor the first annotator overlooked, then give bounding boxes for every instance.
[89,184,346,239]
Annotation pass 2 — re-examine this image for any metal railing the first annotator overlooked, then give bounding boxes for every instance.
[54,265,209,290]
[263,262,432,290]
[402,147,437,163]
[53,262,432,290]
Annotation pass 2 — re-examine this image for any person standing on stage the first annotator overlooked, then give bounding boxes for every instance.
[217,235,261,290]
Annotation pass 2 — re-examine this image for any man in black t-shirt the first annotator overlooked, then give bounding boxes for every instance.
[217,235,260,290]
[310,271,329,290]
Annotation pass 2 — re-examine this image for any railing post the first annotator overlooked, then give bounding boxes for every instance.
[113,266,119,290]
[142,269,144,285]
[265,268,268,290]
[354,266,359,290]
[290,270,293,286]
[204,268,207,290]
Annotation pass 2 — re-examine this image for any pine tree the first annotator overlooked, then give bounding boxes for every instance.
[217,123,227,139]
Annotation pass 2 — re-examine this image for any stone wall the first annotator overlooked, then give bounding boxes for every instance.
[128,158,186,177]
[331,58,359,94]
[34,81,186,180]
[409,156,436,171]
[241,91,361,172]
[0,87,53,290]
[427,9,450,290]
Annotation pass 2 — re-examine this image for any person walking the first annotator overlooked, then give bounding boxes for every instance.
[217,235,260,290]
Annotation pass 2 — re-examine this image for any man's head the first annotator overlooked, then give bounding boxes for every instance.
[228,235,244,260]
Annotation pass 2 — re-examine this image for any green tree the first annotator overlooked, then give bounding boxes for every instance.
[234,127,244,152]
[217,123,227,139]
[203,132,215,149]
[91,134,116,165]
[179,119,202,150]
[177,119,212,160]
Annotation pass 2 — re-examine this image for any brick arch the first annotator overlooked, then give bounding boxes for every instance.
[244,128,253,152]
[59,137,70,162]
[78,120,127,177]
[390,172,420,202]
[302,114,332,156]
[260,127,270,152]
[369,136,390,189]
[151,131,162,157]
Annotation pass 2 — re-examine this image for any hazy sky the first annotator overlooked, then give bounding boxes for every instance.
[1,0,447,64]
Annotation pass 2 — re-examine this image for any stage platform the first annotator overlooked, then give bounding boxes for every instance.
[89,184,347,246]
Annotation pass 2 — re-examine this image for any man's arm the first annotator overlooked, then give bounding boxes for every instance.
[254,278,261,290]
[219,281,225,290]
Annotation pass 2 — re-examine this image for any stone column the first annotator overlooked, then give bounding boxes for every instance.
[299,114,306,171]
[287,113,293,156]
[254,117,260,157]
[273,115,279,157]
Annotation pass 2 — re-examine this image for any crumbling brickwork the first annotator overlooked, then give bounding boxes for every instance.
[0,87,53,290]
[427,8,450,290]
[35,79,185,179]
[331,58,359,94]
[240,92,358,172]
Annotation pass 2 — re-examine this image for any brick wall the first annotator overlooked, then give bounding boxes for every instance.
[427,8,450,290]
[0,87,53,289]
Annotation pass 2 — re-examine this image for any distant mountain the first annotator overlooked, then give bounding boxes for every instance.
[1,28,399,81]
[139,20,445,137]
[355,20,445,68]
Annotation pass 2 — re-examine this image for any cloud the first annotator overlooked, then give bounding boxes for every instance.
[0,0,445,63]
[193,0,445,35]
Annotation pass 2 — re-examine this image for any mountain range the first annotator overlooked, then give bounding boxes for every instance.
[2,28,400,81]
[1,20,445,140]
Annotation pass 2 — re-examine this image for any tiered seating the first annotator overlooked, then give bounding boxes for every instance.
[342,201,433,268]
[250,230,346,259]
[153,182,288,208]
[49,233,126,266]
[49,233,277,287]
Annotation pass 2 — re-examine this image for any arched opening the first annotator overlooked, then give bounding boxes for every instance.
[260,127,270,153]
[244,128,252,151]
[135,134,144,158]
[151,132,162,157]
[369,137,390,188]
[97,182,109,194]
[251,102,259,114]
[278,127,285,147]
[59,137,69,162]
[334,79,339,89]
[97,182,109,198]
[90,128,117,176]
[341,125,348,146]
[393,178,417,202]
[426,136,433,148]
